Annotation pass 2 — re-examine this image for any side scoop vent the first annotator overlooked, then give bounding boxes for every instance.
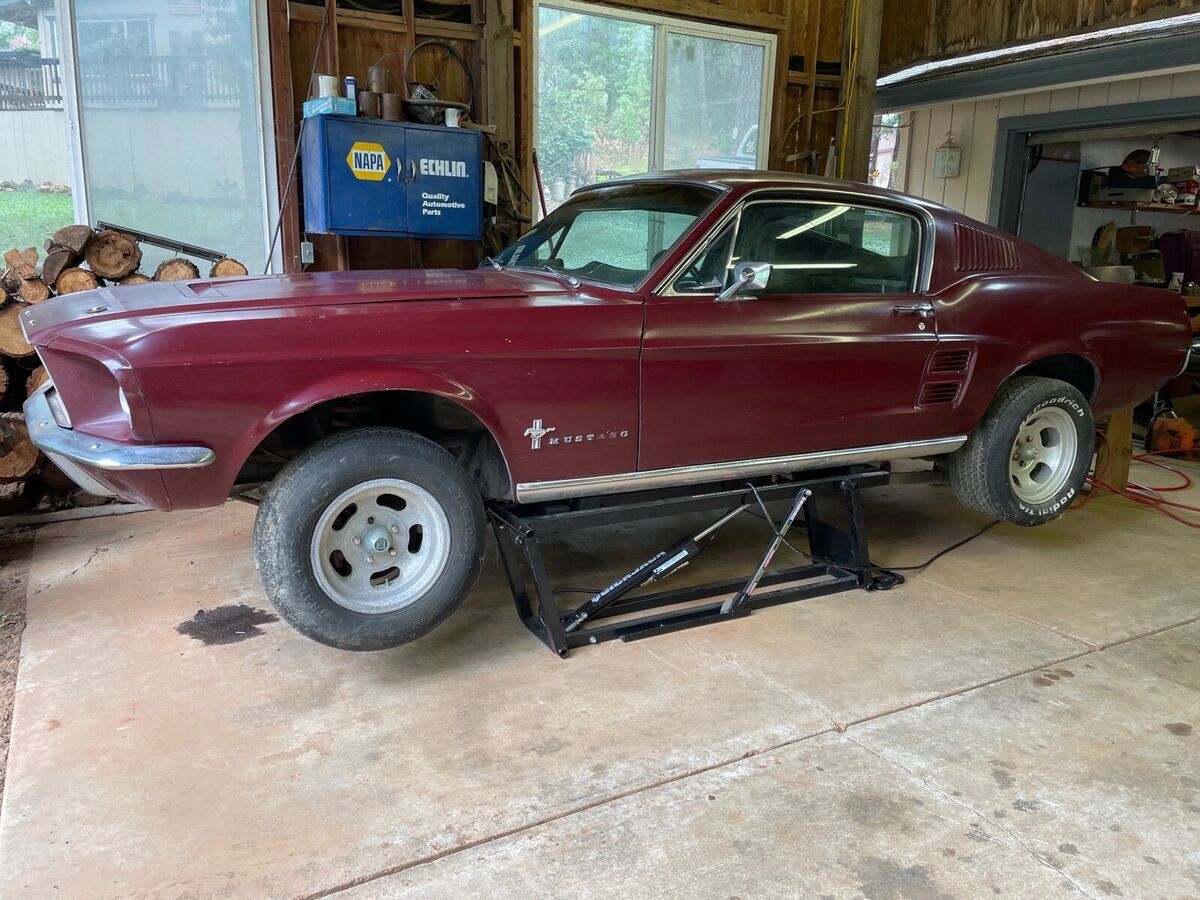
[918,382,961,407]
[928,348,972,375]
[954,223,1019,272]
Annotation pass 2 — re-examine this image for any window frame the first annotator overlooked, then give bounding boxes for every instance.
[533,0,777,175]
[659,190,934,298]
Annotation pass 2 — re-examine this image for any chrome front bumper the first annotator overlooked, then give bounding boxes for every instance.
[23,387,216,484]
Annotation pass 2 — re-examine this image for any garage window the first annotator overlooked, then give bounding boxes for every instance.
[536,1,776,210]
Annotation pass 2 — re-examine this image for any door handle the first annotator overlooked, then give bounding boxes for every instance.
[892,303,935,319]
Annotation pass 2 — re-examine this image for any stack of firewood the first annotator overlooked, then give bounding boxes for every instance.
[0,225,248,514]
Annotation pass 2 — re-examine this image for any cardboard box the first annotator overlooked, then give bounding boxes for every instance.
[1116,226,1154,254]
[1169,179,1199,194]
[303,97,357,118]
[1165,165,1200,181]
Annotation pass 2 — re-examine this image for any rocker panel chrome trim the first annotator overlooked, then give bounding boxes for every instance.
[514,436,968,503]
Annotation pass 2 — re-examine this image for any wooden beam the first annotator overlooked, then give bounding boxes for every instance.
[801,0,822,156]
[842,0,883,181]
[267,0,301,273]
[483,0,515,143]
[590,0,786,31]
[1100,407,1135,491]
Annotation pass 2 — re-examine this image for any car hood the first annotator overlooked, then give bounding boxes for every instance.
[21,268,570,348]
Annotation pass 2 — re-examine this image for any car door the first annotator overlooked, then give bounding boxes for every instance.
[639,194,941,470]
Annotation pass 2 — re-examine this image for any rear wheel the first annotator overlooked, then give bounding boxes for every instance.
[254,427,485,650]
[949,377,1094,526]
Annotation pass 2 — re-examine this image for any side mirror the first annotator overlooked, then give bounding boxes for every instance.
[716,261,772,302]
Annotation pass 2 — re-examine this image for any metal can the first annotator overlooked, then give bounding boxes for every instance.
[344,76,357,102]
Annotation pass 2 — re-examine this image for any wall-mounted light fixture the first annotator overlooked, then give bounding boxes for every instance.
[933,131,962,178]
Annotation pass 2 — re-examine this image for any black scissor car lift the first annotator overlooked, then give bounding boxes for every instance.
[486,465,902,658]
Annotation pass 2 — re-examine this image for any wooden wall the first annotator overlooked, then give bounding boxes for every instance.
[882,0,1198,76]
[271,0,500,272]
[269,0,852,272]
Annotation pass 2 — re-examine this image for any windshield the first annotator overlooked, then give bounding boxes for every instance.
[495,182,720,286]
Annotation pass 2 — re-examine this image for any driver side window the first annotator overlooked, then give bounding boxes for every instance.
[671,200,921,295]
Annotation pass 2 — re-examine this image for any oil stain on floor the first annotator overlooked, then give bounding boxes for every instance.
[176,605,279,646]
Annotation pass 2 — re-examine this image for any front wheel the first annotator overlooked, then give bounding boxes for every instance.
[253,427,485,650]
[949,377,1094,526]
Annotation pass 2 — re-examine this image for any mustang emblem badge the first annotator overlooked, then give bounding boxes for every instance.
[524,419,556,450]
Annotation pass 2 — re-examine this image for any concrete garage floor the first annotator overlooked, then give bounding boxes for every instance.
[0,464,1197,899]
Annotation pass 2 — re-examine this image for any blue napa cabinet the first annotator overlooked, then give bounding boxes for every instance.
[301,116,484,240]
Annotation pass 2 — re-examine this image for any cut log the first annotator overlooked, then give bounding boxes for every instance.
[85,230,142,279]
[118,273,152,286]
[209,257,249,278]
[0,304,33,356]
[48,224,94,256]
[18,276,52,304]
[4,248,35,280]
[154,258,201,281]
[0,481,27,515]
[1,268,19,297]
[0,414,40,484]
[21,247,38,270]
[42,248,79,286]
[26,367,48,394]
[56,267,100,295]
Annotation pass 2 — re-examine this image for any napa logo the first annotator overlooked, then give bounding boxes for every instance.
[346,142,390,181]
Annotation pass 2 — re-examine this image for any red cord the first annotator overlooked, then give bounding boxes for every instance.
[1074,429,1200,528]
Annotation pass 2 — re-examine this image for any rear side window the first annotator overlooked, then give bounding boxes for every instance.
[674,200,921,295]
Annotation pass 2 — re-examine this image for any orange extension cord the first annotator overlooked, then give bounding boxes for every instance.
[1074,429,1200,529]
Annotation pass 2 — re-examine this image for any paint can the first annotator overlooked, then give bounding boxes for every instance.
[382,92,404,121]
[316,74,339,98]
[358,90,381,118]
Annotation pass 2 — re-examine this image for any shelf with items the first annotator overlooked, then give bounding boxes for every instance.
[1079,201,1199,215]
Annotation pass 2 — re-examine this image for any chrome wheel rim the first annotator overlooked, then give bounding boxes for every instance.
[1009,406,1078,505]
[310,478,451,614]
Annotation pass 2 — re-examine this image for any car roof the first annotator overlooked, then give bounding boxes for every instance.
[577,169,948,213]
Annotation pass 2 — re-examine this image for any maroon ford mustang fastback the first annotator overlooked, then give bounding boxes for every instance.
[21,172,1193,649]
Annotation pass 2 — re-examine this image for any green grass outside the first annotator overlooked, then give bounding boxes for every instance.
[0,192,74,255]
[0,191,264,273]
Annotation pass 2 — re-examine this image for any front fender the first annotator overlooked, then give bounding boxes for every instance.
[227,366,515,489]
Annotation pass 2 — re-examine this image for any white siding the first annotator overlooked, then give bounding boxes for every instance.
[899,68,1200,221]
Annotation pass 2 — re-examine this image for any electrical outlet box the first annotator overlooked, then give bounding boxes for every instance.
[300,241,315,265]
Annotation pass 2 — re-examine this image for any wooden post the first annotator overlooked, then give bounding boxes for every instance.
[266,0,301,273]
[1099,406,1134,491]
[841,0,884,183]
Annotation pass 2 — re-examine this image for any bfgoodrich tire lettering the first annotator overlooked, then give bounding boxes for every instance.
[253,427,485,650]
[949,377,1094,527]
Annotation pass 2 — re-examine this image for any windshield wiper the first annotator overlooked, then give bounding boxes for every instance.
[480,257,504,270]
[511,264,582,288]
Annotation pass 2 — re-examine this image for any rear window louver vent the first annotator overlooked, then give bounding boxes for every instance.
[928,349,972,375]
[919,382,961,406]
[954,223,1019,271]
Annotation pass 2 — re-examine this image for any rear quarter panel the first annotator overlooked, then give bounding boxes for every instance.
[934,273,1192,429]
